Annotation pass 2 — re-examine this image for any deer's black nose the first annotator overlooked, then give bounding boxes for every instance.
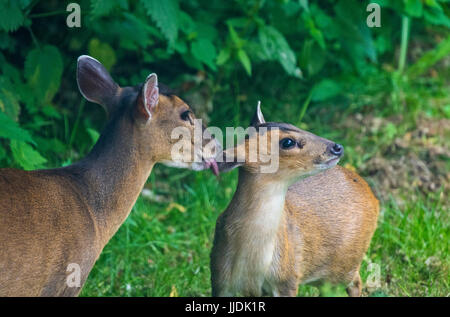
[329,143,343,156]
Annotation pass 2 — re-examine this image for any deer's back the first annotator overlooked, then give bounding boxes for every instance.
[0,168,100,296]
[284,165,379,284]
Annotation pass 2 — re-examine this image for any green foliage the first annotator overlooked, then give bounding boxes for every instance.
[311,79,342,102]
[90,0,128,18]
[0,76,21,120]
[237,49,251,76]
[0,0,447,174]
[0,111,33,143]
[191,38,216,70]
[141,0,179,45]
[25,45,63,105]
[258,25,301,78]
[10,139,47,170]
[407,35,450,79]
[0,0,28,32]
[88,39,117,71]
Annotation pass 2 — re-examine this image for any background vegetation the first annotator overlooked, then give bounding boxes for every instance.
[0,0,448,296]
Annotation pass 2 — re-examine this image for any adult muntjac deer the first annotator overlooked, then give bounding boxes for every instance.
[211,104,379,297]
[0,55,219,296]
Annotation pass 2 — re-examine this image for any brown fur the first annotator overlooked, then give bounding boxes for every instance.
[211,107,379,297]
[0,56,217,296]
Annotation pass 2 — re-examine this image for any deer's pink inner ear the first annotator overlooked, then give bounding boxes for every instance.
[140,74,159,120]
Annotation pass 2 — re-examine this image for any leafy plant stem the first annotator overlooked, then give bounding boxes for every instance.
[69,99,86,148]
[233,69,241,127]
[298,90,312,124]
[27,26,39,48]
[64,113,69,145]
[24,0,40,15]
[398,15,410,73]
[29,10,68,19]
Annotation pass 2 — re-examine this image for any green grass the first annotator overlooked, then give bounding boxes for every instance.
[81,164,448,297]
[366,191,449,297]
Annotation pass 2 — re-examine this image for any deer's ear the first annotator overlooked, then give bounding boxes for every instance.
[137,73,159,121]
[77,55,119,114]
[250,101,265,127]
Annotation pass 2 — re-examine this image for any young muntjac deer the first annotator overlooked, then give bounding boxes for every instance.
[0,55,219,296]
[211,104,379,297]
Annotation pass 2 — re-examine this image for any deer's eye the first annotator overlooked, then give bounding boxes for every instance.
[280,138,296,149]
[180,110,191,122]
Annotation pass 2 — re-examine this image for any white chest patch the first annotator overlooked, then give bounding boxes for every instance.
[227,189,286,295]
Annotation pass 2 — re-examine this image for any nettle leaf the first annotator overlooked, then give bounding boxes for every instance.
[90,0,128,18]
[191,38,217,70]
[227,24,244,48]
[178,11,196,35]
[237,49,251,76]
[0,0,25,32]
[88,38,117,71]
[216,48,231,66]
[10,140,47,170]
[302,12,326,49]
[173,40,187,54]
[0,76,20,120]
[424,5,450,28]
[258,26,302,78]
[333,0,377,64]
[0,111,33,143]
[311,79,342,102]
[404,0,423,17]
[226,17,249,28]
[24,45,63,105]
[113,12,159,50]
[181,52,204,70]
[91,0,115,17]
[0,58,22,84]
[141,0,179,44]
[300,40,325,77]
[86,128,100,144]
[196,22,218,42]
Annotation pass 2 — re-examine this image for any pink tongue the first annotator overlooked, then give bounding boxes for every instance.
[209,159,219,177]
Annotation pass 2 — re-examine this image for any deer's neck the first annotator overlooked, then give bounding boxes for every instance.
[230,169,288,233]
[225,169,288,290]
[70,111,154,245]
